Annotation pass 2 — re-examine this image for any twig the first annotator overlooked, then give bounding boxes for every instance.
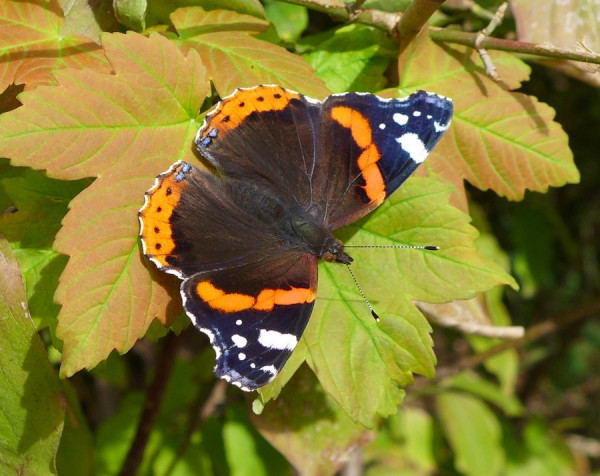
[412,298,600,389]
[429,28,600,65]
[119,332,181,476]
[474,2,507,80]
[432,316,524,339]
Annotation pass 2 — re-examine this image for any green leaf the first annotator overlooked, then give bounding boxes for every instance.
[60,0,119,44]
[14,249,67,335]
[0,237,65,475]
[448,372,524,416]
[95,393,144,475]
[343,178,518,302]
[0,163,87,336]
[437,391,505,476]
[363,407,437,473]
[263,0,308,41]
[504,418,577,475]
[56,381,95,476]
[171,7,329,98]
[0,162,89,248]
[223,405,290,476]
[171,7,269,36]
[253,365,372,475]
[301,24,398,93]
[395,407,437,472]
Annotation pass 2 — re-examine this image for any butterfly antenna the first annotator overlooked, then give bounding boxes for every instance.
[345,264,380,322]
[345,244,439,251]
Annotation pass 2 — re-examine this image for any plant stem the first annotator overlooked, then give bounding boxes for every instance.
[396,0,446,54]
[119,333,180,476]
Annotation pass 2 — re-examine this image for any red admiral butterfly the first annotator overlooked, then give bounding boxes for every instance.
[139,85,453,391]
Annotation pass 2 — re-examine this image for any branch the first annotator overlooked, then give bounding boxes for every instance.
[119,332,181,476]
[278,0,600,66]
[429,28,600,65]
[396,0,446,54]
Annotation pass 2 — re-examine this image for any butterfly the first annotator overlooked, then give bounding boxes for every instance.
[139,85,453,391]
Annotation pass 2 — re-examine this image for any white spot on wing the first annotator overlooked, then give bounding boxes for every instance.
[393,113,409,126]
[413,110,422,117]
[434,120,451,132]
[236,319,242,326]
[379,123,386,130]
[258,329,298,351]
[231,334,247,348]
[250,363,256,369]
[397,133,429,163]
[261,365,277,376]
[238,353,246,360]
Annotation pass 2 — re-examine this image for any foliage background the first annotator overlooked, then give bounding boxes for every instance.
[0,0,598,474]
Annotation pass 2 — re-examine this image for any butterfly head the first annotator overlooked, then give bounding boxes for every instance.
[321,236,352,265]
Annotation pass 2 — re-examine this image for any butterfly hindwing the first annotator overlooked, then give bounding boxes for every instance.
[181,254,317,391]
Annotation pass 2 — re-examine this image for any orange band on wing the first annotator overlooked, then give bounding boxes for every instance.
[139,163,187,268]
[203,86,302,138]
[330,106,372,148]
[196,280,316,314]
[330,106,385,203]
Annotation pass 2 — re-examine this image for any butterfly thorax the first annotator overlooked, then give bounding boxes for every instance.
[287,216,353,264]
[226,178,352,264]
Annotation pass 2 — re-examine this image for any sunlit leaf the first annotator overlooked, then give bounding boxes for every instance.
[390,31,579,210]
[0,0,109,91]
[0,32,210,375]
[171,7,329,98]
